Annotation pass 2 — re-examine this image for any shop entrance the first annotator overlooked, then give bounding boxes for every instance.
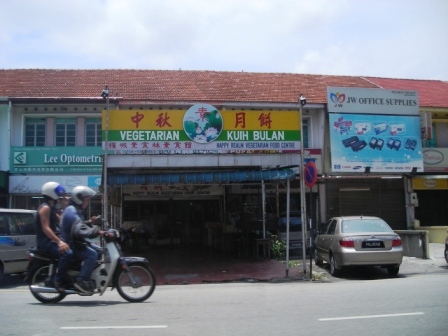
[121,198,222,250]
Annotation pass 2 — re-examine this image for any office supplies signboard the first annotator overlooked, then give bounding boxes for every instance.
[327,87,423,173]
[327,87,419,115]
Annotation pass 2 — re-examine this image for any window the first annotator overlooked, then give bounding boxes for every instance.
[327,220,337,235]
[0,212,36,236]
[302,118,309,148]
[25,118,46,146]
[55,118,76,146]
[85,118,102,146]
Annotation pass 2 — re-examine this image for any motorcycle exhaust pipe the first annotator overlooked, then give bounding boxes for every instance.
[30,285,78,295]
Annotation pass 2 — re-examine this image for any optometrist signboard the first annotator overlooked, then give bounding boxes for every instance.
[327,87,423,173]
[10,147,104,174]
[102,104,302,153]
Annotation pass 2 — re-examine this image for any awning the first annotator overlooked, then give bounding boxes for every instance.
[107,168,295,185]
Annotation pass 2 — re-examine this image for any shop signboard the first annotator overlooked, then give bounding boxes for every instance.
[327,87,423,173]
[329,113,424,172]
[125,184,224,200]
[412,177,448,190]
[10,147,105,174]
[102,104,303,153]
[327,87,419,115]
[9,175,101,194]
[423,148,448,172]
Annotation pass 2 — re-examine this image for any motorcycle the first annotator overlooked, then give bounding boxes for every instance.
[25,229,156,304]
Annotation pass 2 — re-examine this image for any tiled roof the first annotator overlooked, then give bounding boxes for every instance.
[0,69,376,104]
[0,70,446,108]
[365,77,448,108]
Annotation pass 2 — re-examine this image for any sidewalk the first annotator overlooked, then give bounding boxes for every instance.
[147,246,295,285]
[148,243,447,285]
[399,243,447,274]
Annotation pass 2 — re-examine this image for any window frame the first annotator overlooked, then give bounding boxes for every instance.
[25,118,46,146]
[55,118,76,147]
[85,118,102,147]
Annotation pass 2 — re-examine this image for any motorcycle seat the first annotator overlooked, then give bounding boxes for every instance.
[28,247,58,260]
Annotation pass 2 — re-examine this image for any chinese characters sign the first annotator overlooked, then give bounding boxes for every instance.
[102,104,302,153]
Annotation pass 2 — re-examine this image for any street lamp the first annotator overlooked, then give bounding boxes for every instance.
[299,94,308,277]
[101,85,110,227]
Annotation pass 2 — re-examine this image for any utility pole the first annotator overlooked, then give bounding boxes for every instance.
[101,85,110,227]
[299,94,307,276]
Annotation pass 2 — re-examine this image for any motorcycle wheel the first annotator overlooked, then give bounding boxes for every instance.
[28,265,66,304]
[116,264,156,302]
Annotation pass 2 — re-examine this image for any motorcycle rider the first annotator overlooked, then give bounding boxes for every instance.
[60,185,108,294]
[35,182,73,292]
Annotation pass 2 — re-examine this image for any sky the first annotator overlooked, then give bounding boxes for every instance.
[1,0,447,80]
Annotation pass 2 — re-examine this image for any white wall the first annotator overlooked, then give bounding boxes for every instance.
[435,122,448,147]
[0,103,10,171]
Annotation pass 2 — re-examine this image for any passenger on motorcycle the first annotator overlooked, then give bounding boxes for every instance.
[60,186,108,294]
[35,182,73,292]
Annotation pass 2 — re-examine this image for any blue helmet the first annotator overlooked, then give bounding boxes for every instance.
[42,182,66,200]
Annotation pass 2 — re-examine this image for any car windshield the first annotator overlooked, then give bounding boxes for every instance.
[341,218,393,233]
[279,216,302,231]
[280,217,301,225]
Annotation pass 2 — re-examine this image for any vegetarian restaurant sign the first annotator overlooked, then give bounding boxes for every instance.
[102,104,302,153]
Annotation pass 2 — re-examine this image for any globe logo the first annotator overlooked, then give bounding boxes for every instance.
[183,104,223,144]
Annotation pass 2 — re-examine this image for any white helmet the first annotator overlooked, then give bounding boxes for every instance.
[42,182,66,200]
[71,186,96,205]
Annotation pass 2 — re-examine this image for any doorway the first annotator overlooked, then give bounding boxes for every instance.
[122,198,222,248]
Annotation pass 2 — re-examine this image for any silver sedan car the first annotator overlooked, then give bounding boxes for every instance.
[314,216,403,276]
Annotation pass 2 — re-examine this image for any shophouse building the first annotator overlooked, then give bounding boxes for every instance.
[0,70,447,253]
[364,77,448,242]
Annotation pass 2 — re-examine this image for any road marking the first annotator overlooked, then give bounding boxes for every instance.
[319,312,424,321]
[61,326,167,330]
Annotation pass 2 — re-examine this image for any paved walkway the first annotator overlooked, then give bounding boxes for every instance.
[145,243,447,285]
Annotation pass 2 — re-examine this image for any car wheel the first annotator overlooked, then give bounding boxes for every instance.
[0,265,4,283]
[329,254,340,276]
[386,265,400,277]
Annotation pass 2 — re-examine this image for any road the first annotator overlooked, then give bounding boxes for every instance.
[1,271,448,335]
[1,244,446,335]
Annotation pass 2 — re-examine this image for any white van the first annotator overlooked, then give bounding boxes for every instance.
[0,209,36,282]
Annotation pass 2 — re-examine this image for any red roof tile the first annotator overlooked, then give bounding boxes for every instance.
[0,69,376,104]
[365,77,448,108]
[1,70,446,108]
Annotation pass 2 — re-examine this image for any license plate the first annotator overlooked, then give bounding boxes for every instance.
[362,241,384,248]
